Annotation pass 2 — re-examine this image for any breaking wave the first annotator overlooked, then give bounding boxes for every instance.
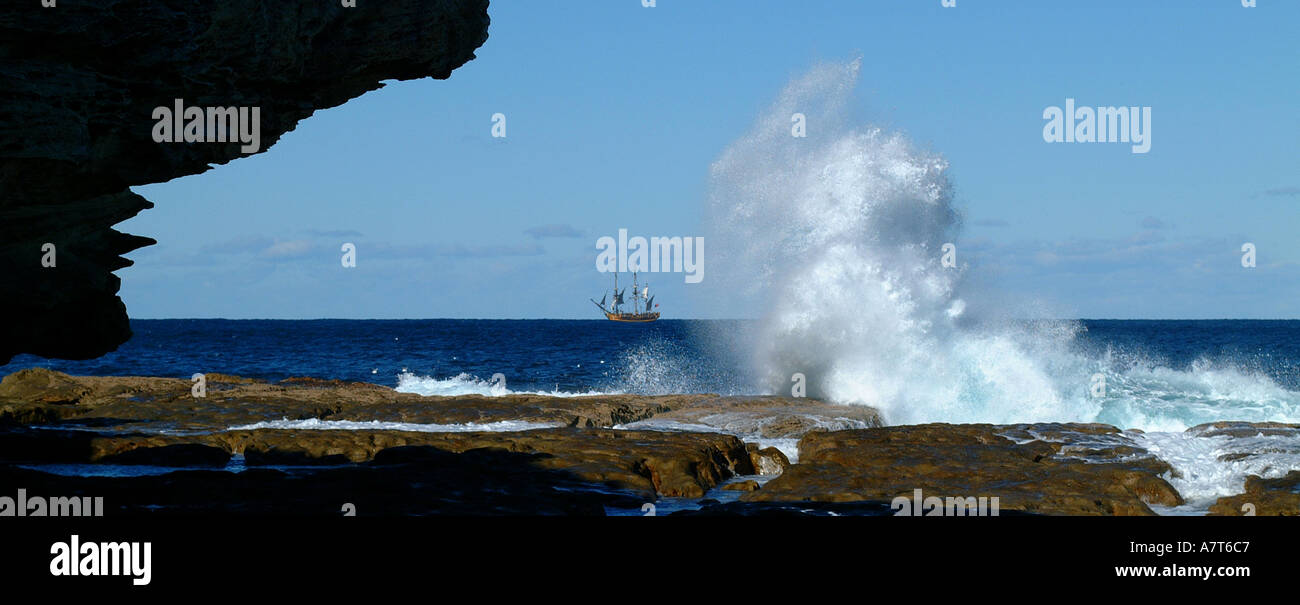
[692,58,1300,508]
[394,371,618,398]
[702,58,1300,432]
[228,418,562,432]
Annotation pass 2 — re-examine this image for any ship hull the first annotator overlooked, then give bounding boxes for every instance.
[604,312,660,323]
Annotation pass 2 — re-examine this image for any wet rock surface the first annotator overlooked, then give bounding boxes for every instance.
[0,369,826,513]
[0,369,1292,515]
[1209,471,1300,516]
[743,424,1184,515]
[0,368,878,438]
[631,395,882,437]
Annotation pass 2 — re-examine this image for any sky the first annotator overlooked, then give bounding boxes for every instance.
[121,0,1299,319]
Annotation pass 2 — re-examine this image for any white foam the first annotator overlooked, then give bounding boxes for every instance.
[393,371,620,398]
[699,58,1300,507]
[227,418,562,433]
[613,418,802,463]
[703,58,1102,427]
[1134,428,1300,509]
[1096,361,1300,432]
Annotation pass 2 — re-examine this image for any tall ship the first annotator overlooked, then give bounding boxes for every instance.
[591,272,659,323]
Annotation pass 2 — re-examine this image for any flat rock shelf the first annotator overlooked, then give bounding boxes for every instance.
[0,369,1291,516]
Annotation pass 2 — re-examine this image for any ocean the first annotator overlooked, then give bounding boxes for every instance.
[5,317,1299,512]
[4,319,1298,420]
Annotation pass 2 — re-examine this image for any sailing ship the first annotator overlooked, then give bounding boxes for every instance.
[591,272,660,323]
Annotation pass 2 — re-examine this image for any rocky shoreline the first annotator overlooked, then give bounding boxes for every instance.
[0,368,1292,516]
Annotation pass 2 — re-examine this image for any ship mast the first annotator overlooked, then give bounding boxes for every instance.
[595,269,658,321]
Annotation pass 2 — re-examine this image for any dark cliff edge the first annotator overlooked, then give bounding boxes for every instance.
[0,0,491,363]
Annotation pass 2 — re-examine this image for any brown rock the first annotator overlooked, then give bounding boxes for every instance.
[95,443,230,467]
[1190,421,1300,439]
[645,395,881,438]
[205,374,266,385]
[77,427,756,500]
[744,423,1183,515]
[0,370,862,445]
[746,443,790,475]
[1209,471,1300,516]
[0,368,90,405]
[3,369,1227,517]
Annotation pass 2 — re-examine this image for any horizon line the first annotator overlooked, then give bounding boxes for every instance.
[128,317,1300,322]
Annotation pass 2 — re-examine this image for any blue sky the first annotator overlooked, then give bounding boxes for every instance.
[122,0,1299,319]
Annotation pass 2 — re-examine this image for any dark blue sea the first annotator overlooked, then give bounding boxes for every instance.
[4,319,1300,392]
[6,318,1300,511]
[3,319,1299,418]
[3,319,745,394]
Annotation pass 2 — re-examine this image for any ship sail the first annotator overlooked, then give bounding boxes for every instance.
[594,272,659,322]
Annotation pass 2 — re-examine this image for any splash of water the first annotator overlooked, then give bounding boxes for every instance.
[609,334,754,396]
[394,371,616,398]
[691,59,1300,508]
[702,59,1300,431]
[706,60,1067,424]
